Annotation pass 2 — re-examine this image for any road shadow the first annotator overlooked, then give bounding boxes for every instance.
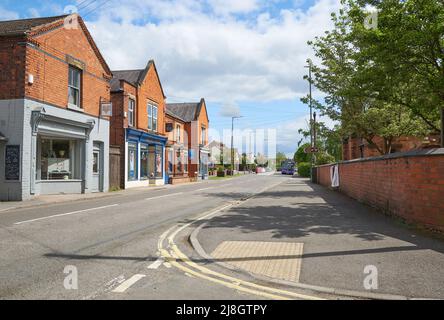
[192,179,444,254]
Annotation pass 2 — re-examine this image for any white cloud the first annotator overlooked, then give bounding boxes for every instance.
[219,102,241,117]
[208,0,260,15]
[0,7,19,21]
[86,0,341,104]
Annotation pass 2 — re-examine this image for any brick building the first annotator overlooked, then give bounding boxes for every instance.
[165,99,210,183]
[342,136,428,161]
[0,14,112,200]
[110,60,167,189]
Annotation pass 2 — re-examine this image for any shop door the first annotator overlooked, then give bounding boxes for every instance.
[92,143,103,192]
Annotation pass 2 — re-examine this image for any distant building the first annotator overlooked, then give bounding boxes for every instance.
[165,99,210,184]
[342,135,439,161]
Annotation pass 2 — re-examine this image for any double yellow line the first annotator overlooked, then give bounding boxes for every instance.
[157,200,326,300]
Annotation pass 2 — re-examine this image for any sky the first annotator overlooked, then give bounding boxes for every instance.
[0,0,341,158]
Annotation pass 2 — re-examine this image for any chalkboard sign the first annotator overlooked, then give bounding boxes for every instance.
[5,145,20,181]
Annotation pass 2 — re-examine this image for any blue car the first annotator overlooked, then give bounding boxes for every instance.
[281,160,295,175]
[281,167,295,175]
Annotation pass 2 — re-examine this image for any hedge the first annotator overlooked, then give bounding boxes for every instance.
[297,162,311,177]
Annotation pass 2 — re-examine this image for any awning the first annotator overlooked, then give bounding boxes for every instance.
[126,128,167,146]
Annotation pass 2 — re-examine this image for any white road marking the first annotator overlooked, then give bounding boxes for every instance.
[14,204,119,225]
[163,262,172,268]
[145,192,183,201]
[147,257,164,269]
[195,187,216,192]
[112,274,146,293]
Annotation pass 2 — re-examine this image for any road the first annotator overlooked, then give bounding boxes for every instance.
[0,173,285,300]
[1,173,443,300]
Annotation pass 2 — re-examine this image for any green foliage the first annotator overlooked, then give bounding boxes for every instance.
[297,162,311,178]
[275,152,288,169]
[315,152,336,165]
[298,122,343,161]
[294,143,311,163]
[303,0,442,154]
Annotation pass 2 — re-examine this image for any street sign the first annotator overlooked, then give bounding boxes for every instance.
[304,146,319,154]
[101,102,112,117]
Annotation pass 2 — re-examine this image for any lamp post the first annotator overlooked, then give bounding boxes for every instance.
[231,116,242,176]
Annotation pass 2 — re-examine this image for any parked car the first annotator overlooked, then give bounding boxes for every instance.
[256,167,266,174]
[281,160,295,175]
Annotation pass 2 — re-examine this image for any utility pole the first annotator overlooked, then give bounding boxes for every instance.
[305,59,314,180]
[231,116,242,176]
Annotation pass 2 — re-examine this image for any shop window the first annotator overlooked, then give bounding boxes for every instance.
[156,145,163,178]
[168,149,173,174]
[68,66,82,108]
[37,137,79,180]
[140,145,149,180]
[176,149,182,173]
[184,150,188,173]
[128,143,138,181]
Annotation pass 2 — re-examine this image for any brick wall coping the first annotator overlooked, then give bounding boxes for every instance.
[315,148,444,168]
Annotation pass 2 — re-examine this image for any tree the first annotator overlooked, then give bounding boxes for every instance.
[304,0,440,154]
[298,122,343,161]
[294,143,311,163]
[347,0,443,137]
[275,152,288,169]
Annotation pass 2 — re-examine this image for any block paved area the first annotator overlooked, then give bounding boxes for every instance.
[211,241,303,282]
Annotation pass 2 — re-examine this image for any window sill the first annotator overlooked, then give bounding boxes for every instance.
[67,104,84,112]
[37,179,82,183]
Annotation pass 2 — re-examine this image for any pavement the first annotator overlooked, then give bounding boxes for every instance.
[195,176,444,299]
[0,173,443,300]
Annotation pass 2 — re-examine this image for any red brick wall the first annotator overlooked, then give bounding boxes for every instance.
[0,37,27,99]
[136,66,166,135]
[317,164,333,187]
[27,21,111,117]
[0,16,111,117]
[343,136,425,161]
[315,150,444,232]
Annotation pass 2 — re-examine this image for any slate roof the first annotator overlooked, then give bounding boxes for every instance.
[110,61,166,98]
[166,103,200,122]
[110,69,144,92]
[0,15,69,36]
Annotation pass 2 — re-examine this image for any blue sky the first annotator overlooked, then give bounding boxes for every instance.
[0,0,339,157]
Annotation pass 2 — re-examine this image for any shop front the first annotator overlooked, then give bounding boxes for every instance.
[30,102,110,197]
[0,100,109,201]
[125,128,166,188]
[166,144,191,184]
[199,146,210,180]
